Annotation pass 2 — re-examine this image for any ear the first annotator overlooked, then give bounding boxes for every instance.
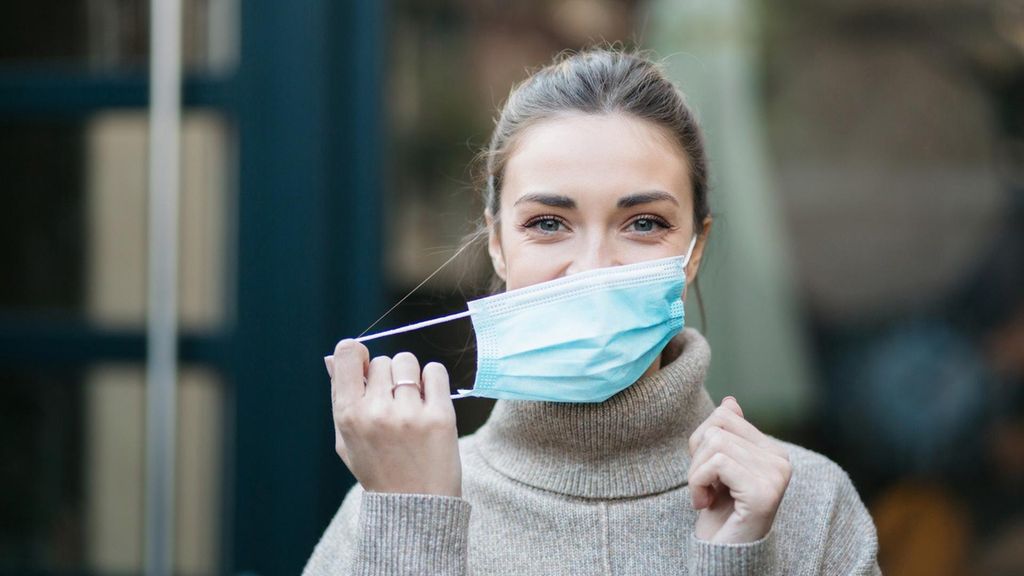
[485,210,507,281]
[684,216,713,293]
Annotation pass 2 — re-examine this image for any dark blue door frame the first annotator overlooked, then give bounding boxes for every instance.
[231,0,384,573]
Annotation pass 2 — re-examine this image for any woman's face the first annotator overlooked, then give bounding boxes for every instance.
[488,113,710,292]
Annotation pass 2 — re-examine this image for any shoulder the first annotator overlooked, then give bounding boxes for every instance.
[777,437,856,485]
[770,436,880,561]
[771,436,869,510]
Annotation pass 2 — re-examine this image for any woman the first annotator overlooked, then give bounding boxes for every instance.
[305,47,881,575]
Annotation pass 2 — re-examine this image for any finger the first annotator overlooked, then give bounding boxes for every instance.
[366,355,393,399]
[691,479,724,512]
[390,352,423,405]
[690,402,746,454]
[689,426,766,488]
[690,402,785,458]
[325,356,337,407]
[689,452,757,510]
[722,395,743,418]
[332,339,369,405]
[421,362,454,409]
[691,407,784,459]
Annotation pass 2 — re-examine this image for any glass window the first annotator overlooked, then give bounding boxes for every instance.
[0,111,234,330]
[0,0,238,74]
[0,364,225,574]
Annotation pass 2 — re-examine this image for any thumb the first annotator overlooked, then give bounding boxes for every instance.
[721,395,744,419]
[324,355,335,379]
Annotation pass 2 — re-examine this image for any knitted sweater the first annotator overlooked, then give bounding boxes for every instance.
[303,328,882,575]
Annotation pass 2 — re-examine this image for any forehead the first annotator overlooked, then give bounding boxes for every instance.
[501,113,692,208]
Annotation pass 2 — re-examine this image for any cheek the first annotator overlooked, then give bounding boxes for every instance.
[506,268,557,291]
[501,243,569,291]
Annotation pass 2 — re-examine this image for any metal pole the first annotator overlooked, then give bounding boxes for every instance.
[145,0,182,574]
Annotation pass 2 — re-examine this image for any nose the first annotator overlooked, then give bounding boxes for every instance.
[565,234,619,276]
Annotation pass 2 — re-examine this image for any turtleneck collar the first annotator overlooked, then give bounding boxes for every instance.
[471,328,717,499]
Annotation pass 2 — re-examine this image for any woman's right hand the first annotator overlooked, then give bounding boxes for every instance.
[324,339,463,497]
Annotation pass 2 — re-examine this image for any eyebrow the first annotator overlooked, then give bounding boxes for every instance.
[617,190,679,208]
[513,192,576,209]
[512,190,679,210]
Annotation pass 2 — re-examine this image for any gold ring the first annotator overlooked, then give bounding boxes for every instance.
[392,379,419,391]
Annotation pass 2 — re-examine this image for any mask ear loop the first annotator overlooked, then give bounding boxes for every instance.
[681,234,698,268]
[324,241,479,398]
[354,309,472,343]
[331,307,475,398]
[679,235,699,302]
[353,240,475,341]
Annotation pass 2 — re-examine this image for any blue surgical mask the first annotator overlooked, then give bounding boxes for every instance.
[336,236,697,403]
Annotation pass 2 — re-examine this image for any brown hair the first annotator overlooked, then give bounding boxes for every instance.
[469,44,712,321]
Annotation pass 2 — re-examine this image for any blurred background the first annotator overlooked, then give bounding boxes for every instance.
[1,0,1021,575]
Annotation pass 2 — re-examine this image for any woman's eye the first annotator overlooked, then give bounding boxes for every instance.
[529,217,564,233]
[629,216,667,233]
[632,218,655,232]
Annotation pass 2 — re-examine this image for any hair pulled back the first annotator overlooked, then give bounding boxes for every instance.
[478,46,710,237]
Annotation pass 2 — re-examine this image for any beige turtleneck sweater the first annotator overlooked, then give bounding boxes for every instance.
[303,328,882,575]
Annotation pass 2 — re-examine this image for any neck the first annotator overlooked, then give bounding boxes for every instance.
[472,328,716,499]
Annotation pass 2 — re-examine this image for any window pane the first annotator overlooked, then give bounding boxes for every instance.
[0,365,225,574]
[0,121,86,315]
[0,370,83,570]
[0,0,238,73]
[0,111,234,330]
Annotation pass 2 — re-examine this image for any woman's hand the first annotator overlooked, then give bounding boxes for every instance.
[687,396,792,543]
[324,339,463,497]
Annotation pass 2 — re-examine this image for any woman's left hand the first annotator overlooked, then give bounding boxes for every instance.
[687,396,793,543]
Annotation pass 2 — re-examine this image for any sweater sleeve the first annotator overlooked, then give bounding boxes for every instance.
[820,468,882,575]
[687,525,777,576]
[302,483,473,576]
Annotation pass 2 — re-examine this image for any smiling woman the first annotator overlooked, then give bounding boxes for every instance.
[491,113,701,287]
[304,46,881,575]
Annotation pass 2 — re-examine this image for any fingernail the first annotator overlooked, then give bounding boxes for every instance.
[324,355,334,378]
[723,395,736,405]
